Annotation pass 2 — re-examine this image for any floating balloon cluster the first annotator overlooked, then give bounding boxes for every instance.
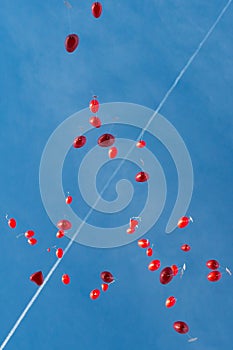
[206,259,231,281]
[64,2,103,53]
[72,98,151,188]
[7,203,230,290]
[7,215,38,246]
[2,1,232,349]
[133,214,231,340]
[5,95,232,341]
[90,271,115,300]
[136,231,192,338]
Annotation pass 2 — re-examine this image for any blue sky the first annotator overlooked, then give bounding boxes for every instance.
[0,1,232,349]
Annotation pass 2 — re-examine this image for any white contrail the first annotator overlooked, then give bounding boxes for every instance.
[140,0,233,137]
[0,0,232,348]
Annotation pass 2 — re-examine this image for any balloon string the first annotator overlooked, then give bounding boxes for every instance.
[64,1,72,33]
[16,233,24,239]
[0,1,232,348]
[68,9,72,33]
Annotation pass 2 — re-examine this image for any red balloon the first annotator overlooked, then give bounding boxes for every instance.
[171,264,179,276]
[148,259,160,271]
[181,244,191,252]
[89,116,101,128]
[101,283,108,292]
[56,248,63,259]
[130,219,138,229]
[65,34,79,53]
[73,135,86,148]
[56,230,65,238]
[126,228,135,234]
[206,259,220,270]
[100,271,114,283]
[108,147,118,159]
[25,230,35,238]
[89,98,99,113]
[160,267,173,285]
[177,216,190,228]
[30,271,44,286]
[135,171,149,182]
[66,195,72,204]
[136,140,146,148]
[28,238,37,246]
[207,270,222,282]
[91,2,102,18]
[8,218,16,229]
[57,219,72,231]
[90,289,100,300]
[165,296,176,308]
[62,274,70,285]
[138,239,150,248]
[98,133,115,147]
[146,247,153,257]
[173,321,189,334]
